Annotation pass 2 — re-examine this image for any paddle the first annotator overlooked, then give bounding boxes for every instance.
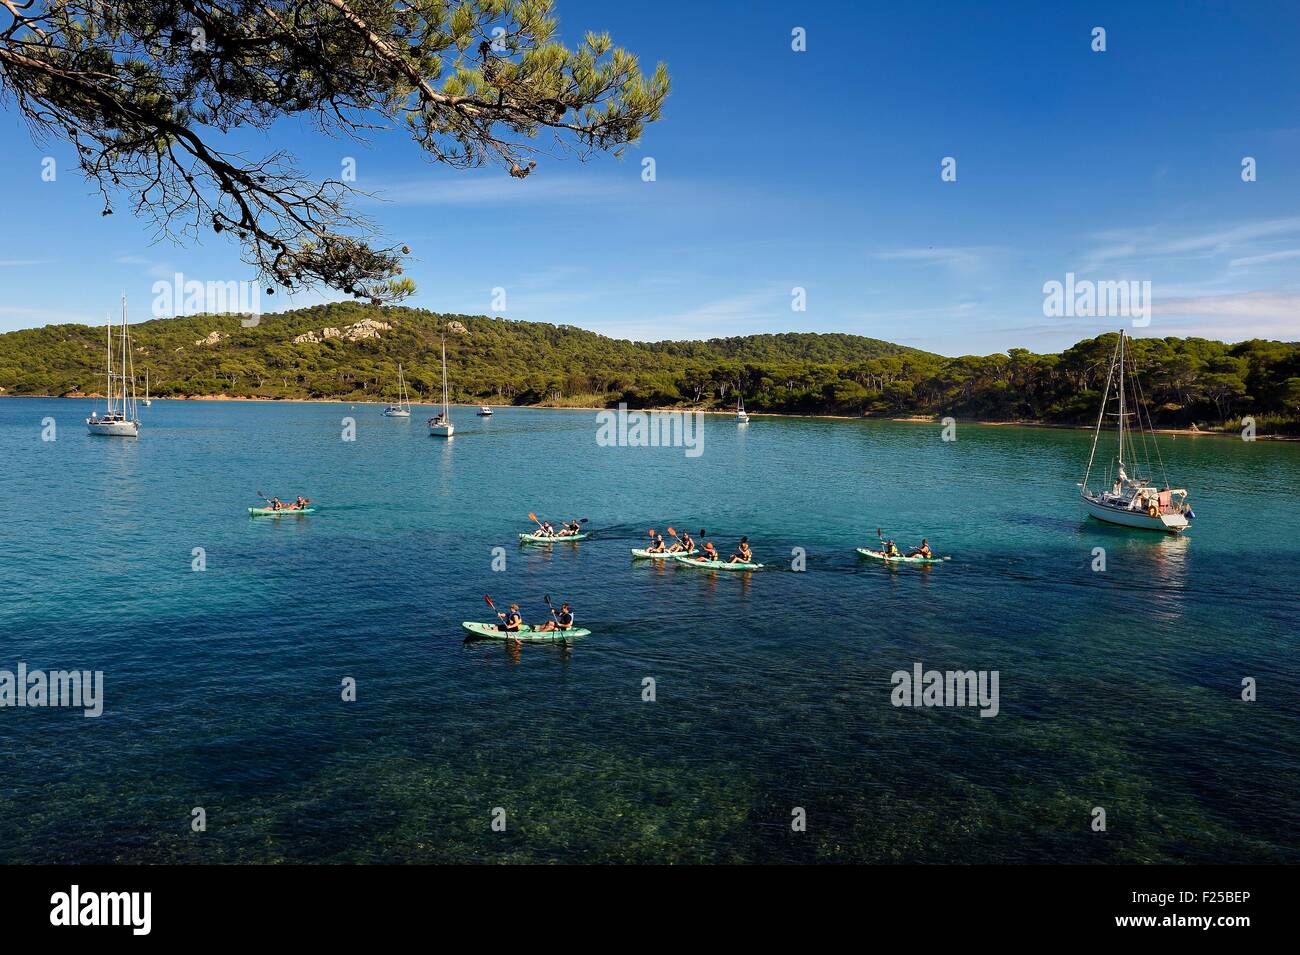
[687,528,711,561]
[484,594,520,636]
[527,512,588,537]
[557,517,589,537]
[543,593,561,626]
[873,527,950,561]
[666,526,699,555]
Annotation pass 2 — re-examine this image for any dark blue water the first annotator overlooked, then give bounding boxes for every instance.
[1,398,1296,862]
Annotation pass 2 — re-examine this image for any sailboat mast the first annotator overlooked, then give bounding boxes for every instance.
[1082,332,1121,491]
[440,338,449,414]
[121,294,137,421]
[104,313,113,414]
[1116,329,1126,474]
[118,296,125,412]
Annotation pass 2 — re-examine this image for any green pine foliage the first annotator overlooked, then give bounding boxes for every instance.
[1,304,1296,433]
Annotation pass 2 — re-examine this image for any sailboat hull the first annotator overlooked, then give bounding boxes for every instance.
[382,409,410,417]
[1082,495,1188,533]
[86,418,139,437]
[430,424,454,437]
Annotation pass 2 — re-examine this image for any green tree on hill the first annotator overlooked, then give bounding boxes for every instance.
[1,309,1297,434]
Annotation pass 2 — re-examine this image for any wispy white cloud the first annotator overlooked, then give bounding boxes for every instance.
[1083,217,1300,271]
[113,253,179,280]
[652,286,790,332]
[0,305,98,325]
[1150,289,1300,339]
[872,246,1003,277]
[1229,248,1300,268]
[987,290,1300,344]
[0,259,54,267]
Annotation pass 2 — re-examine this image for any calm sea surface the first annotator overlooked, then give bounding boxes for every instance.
[0,397,1296,862]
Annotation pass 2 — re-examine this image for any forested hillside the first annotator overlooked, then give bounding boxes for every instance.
[1,303,1297,433]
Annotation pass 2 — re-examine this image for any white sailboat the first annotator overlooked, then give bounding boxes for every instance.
[1079,330,1194,533]
[86,295,141,437]
[736,394,749,423]
[383,363,412,417]
[428,338,454,437]
[476,405,494,416]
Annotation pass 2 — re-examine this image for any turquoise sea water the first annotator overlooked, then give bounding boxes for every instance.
[0,397,1296,863]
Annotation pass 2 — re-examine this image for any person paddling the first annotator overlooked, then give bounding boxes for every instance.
[647,533,667,554]
[727,537,753,565]
[881,538,900,557]
[538,519,556,537]
[496,603,524,633]
[557,519,581,537]
[694,539,719,561]
[536,601,575,633]
[669,529,695,554]
[908,538,932,559]
[269,496,284,511]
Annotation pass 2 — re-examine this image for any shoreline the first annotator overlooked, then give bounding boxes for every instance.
[4,392,1294,440]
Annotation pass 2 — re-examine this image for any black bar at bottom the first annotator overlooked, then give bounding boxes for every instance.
[0,864,1279,940]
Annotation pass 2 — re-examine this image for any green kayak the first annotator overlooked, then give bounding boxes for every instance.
[673,553,763,571]
[856,547,945,564]
[631,548,696,559]
[249,507,316,516]
[461,621,590,641]
[519,532,588,544]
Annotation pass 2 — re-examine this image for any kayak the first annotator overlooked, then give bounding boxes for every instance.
[631,548,696,559]
[856,547,945,565]
[672,553,763,571]
[519,532,588,544]
[461,621,591,641]
[249,507,316,516]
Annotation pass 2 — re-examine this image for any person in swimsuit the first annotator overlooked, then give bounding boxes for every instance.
[881,539,900,557]
[558,519,581,537]
[536,602,575,633]
[669,530,695,554]
[728,537,753,564]
[647,534,667,553]
[694,540,719,561]
[497,603,523,632]
[907,538,931,559]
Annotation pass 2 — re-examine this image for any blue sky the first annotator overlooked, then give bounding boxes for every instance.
[1,0,1298,354]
